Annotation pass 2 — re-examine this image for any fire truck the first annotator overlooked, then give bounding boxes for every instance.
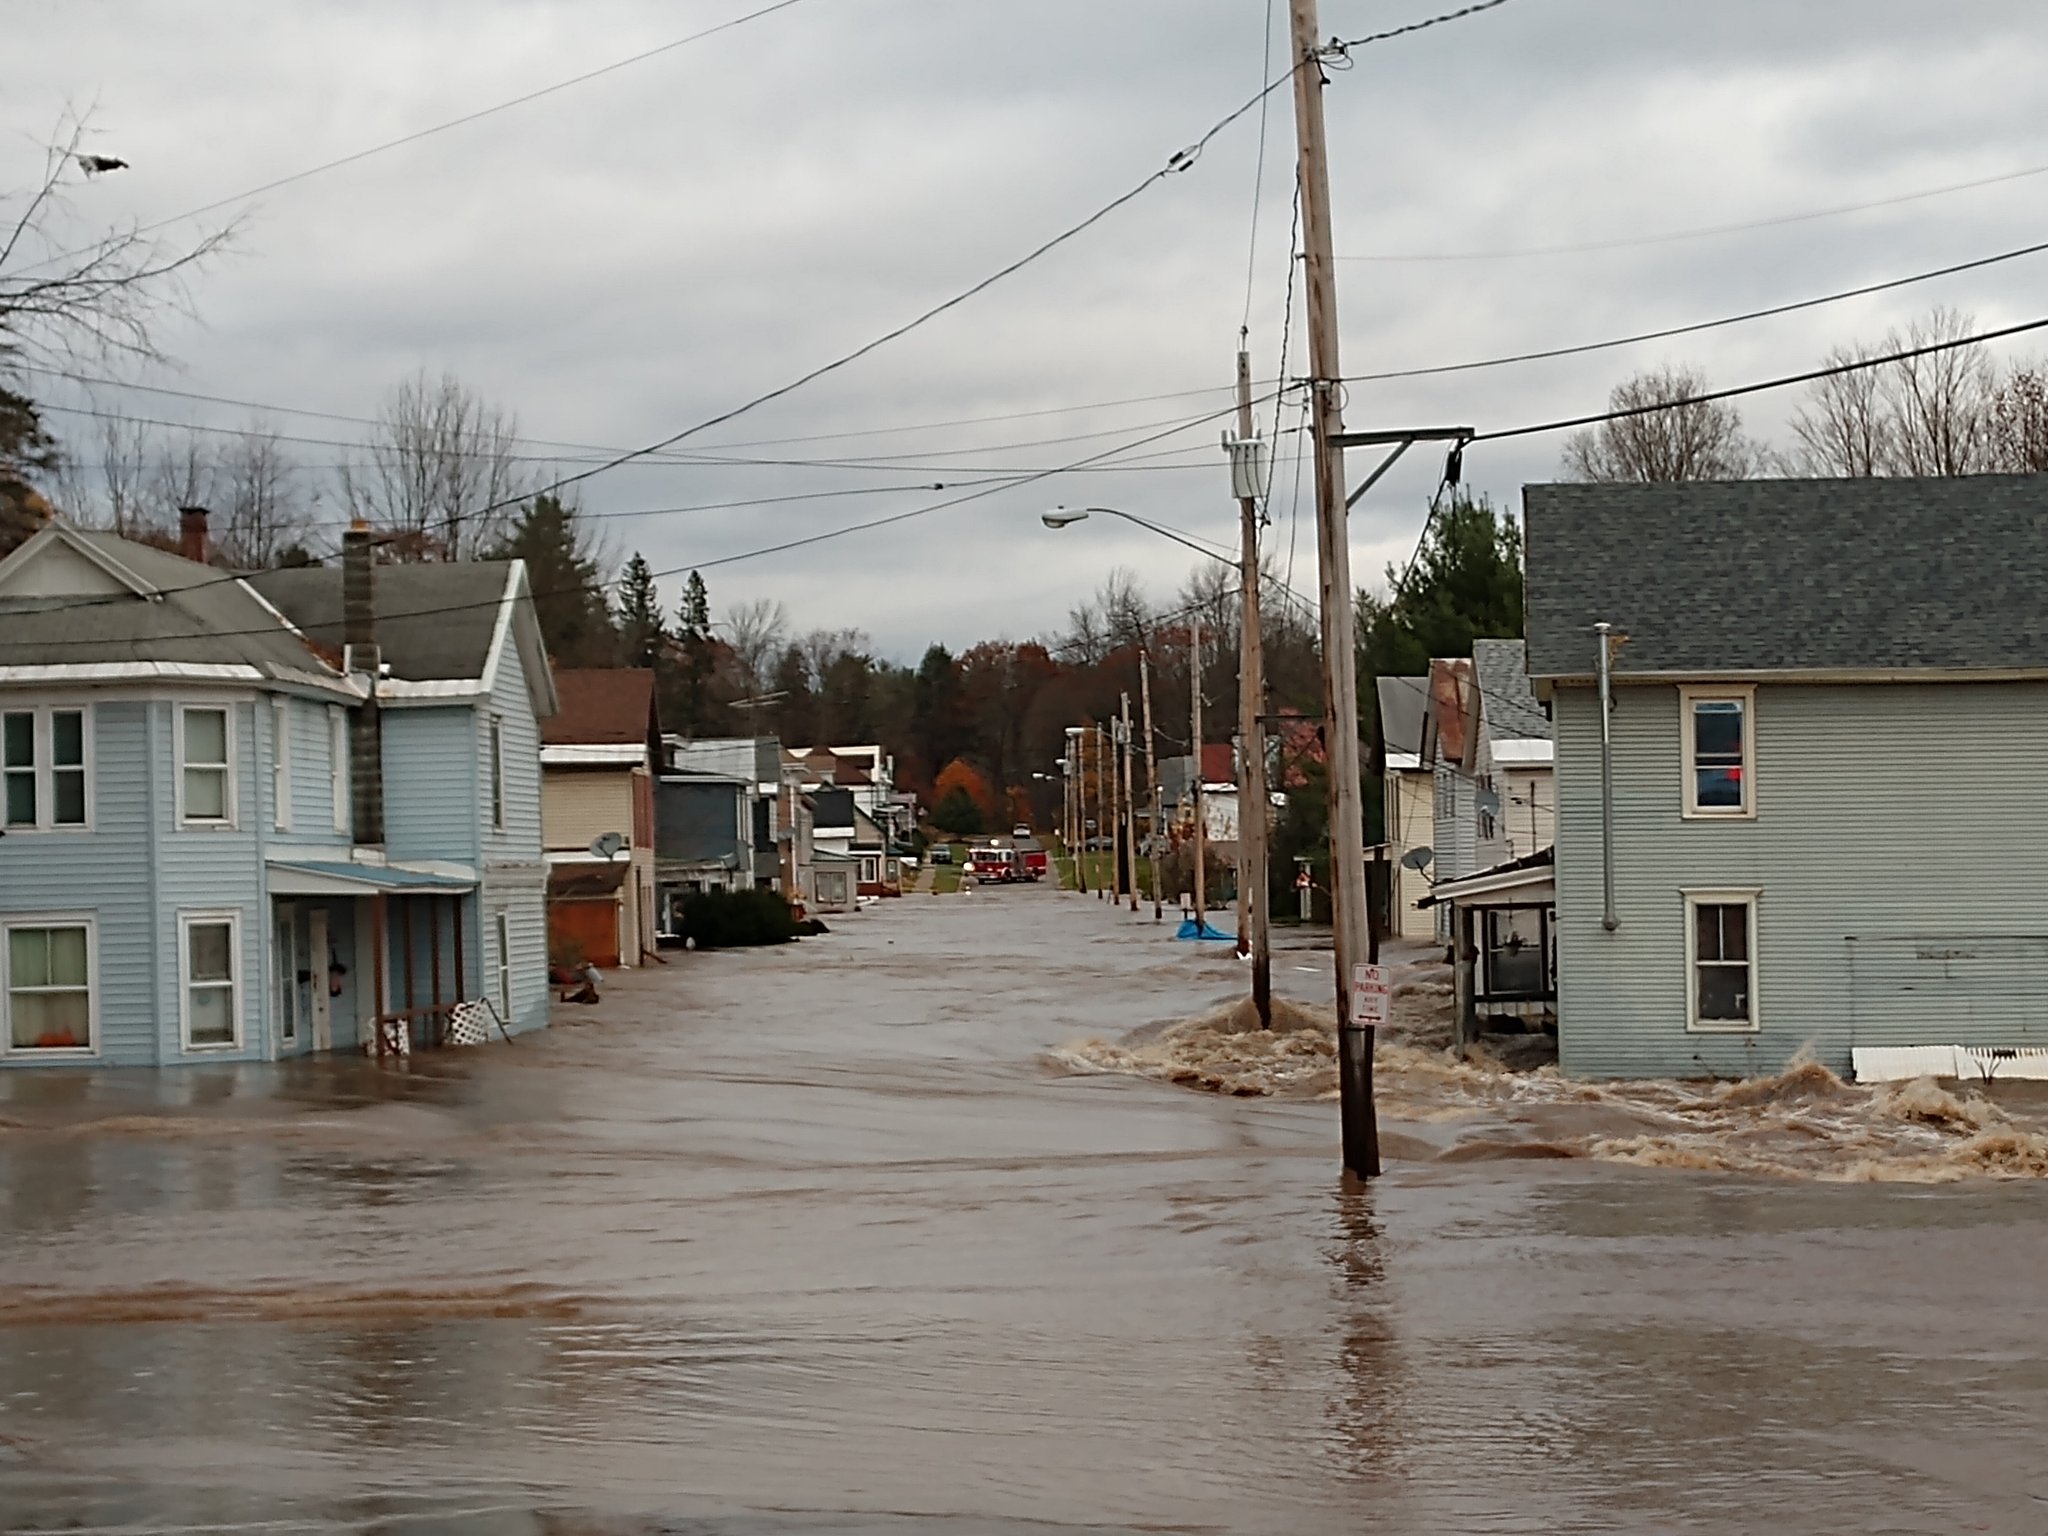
[966,845,1021,883]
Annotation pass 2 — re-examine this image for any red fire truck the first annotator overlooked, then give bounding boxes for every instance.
[966,845,1021,883]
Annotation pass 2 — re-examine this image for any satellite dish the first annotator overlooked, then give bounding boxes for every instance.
[1475,786,1502,818]
[1401,846,1434,872]
[588,831,626,862]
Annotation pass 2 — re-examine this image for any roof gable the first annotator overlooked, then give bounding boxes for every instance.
[1526,476,2048,679]
[1472,639,1551,742]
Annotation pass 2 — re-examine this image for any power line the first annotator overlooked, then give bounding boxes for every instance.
[1468,312,2048,444]
[360,0,1511,536]
[17,0,815,273]
[1239,0,1281,338]
[20,398,1266,634]
[1335,0,1517,50]
[1338,159,2048,264]
[17,359,1251,457]
[1341,235,2048,386]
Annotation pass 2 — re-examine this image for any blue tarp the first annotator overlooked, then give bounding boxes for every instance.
[1175,919,1236,942]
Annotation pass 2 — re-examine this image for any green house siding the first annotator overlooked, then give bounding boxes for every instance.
[1554,680,2048,1079]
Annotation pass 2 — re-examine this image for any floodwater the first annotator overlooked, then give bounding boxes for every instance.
[4,889,2047,1534]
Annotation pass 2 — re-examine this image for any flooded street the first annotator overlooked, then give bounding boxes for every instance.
[4,888,2047,1534]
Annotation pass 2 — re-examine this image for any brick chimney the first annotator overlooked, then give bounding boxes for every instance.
[342,520,384,846]
[178,505,209,564]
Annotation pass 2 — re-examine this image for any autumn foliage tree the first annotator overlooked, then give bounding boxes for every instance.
[930,758,997,835]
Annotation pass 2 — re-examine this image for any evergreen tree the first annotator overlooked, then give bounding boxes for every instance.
[492,493,617,666]
[672,570,715,734]
[615,553,668,668]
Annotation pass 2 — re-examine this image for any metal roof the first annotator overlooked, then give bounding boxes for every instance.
[1525,477,2048,680]
[1375,676,1428,757]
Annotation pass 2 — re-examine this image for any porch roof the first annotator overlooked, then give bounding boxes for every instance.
[1416,846,1555,909]
[268,859,477,896]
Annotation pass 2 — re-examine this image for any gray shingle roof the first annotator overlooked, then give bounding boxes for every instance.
[1375,676,1428,757]
[1524,476,2048,679]
[1472,639,1551,741]
[248,562,514,681]
[0,531,338,678]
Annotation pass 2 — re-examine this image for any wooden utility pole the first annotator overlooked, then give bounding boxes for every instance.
[1234,348,1273,1027]
[1120,693,1138,911]
[1140,650,1163,922]
[1096,723,1111,903]
[1190,615,1207,928]
[1289,0,1379,1177]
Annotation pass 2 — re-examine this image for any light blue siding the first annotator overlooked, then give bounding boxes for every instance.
[481,632,548,1035]
[279,697,349,845]
[151,699,267,1066]
[0,700,156,1065]
[1555,680,2048,1079]
[383,706,482,868]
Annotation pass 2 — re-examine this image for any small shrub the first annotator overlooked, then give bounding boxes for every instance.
[680,889,799,949]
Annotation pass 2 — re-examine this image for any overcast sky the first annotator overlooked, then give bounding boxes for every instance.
[6,0,2046,660]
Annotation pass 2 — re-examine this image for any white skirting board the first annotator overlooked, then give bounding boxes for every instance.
[1852,1045,2048,1083]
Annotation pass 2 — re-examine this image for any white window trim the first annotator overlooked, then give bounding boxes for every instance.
[1,912,99,1058]
[176,703,238,829]
[272,697,293,832]
[1679,684,1757,821]
[489,714,506,831]
[328,705,349,833]
[1682,888,1761,1034]
[1,703,94,834]
[179,908,245,1052]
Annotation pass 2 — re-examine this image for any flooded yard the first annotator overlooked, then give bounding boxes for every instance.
[2,887,2044,1533]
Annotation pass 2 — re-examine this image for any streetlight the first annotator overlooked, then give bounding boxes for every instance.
[1042,503,1269,1012]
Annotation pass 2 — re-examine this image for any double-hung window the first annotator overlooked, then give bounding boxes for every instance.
[180,705,234,826]
[180,910,241,1049]
[5,918,94,1053]
[1686,892,1758,1032]
[1681,686,1755,817]
[2,707,90,831]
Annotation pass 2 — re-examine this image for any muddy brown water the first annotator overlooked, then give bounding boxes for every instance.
[3,888,2046,1534]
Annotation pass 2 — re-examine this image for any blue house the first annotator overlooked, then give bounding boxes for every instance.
[1526,475,2048,1081]
[0,514,556,1067]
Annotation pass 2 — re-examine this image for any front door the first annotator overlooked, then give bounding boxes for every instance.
[308,910,332,1052]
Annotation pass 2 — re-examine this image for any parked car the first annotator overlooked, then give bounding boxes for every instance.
[931,845,953,865]
[1012,824,1032,838]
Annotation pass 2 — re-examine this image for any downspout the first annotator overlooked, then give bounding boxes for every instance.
[1596,621,1618,932]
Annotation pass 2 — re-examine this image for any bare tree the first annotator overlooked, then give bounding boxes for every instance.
[1790,343,1889,476]
[1561,364,1763,482]
[215,420,315,567]
[1790,308,1997,477]
[149,434,214,527]
[1,114,232,364]
[723,598,790,701]
[799,627,869,690]
[340,369,527,560]
[54,411,152,532]
[1884,308,1994,476]
[1988,363,2048,473]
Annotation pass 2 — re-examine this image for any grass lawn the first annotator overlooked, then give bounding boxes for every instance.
[929,843,968,894]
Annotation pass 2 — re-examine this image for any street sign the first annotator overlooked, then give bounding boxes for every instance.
[1349,963,1390,1028]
